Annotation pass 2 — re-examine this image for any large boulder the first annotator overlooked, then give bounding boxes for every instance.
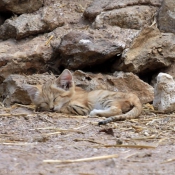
[55,31,123,70]
[0,0,43,14]
[112,26,175,74]
[93,6,157,30]
[0,35,53,83]
[158,0,175,33]
[0,4,64,40]
[1,70,154,106]
[153,73,175,113]
[84,0,162,20]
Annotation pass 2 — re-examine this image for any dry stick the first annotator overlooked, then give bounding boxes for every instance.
[45,35,53,46]
[43,154,118,163]
[65,115,88,119]
[73,124,88,130]
[44,132,61,136]
[100,144,158,149]
[51,114,88,119]
[32,127,84,134]
[12,103,36,110]
[0,142,36,146]
[74,138,105,145]
[161,157,175,164]
[0,113,28,117]
[124,152,139,159]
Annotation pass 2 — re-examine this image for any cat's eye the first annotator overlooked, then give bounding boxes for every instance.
[53,97,58,102]
[40,102,49,107]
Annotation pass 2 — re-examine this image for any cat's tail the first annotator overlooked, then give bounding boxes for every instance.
[98,98,142,125]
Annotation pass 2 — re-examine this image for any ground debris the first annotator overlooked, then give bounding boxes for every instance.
[99,128,114,136]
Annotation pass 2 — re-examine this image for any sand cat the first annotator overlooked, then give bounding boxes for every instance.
[23,69,142,125]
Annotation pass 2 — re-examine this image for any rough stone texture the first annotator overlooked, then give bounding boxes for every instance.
[153,73,175,113]
[0,4,64,40]
[73,70,154,104]
[93,6,157,30]
[0,35,53,83]
[0,0,43,14]
[84,0,161,20]
[55,31,123,70]
[1,70,153,106]
[158,0,175,33]
[112,26,175,74]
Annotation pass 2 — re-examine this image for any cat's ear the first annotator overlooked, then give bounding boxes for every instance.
[56,69,74,90]
[23,84,39,101]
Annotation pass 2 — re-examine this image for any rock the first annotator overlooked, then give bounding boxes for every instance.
[153,73,175,113]
[55,31,123,70]
[1,70,154,106]
[112,26,175,74]
[158,0,175,33]
[0,4,64,40]
[84,0,109,20]
[73,70,154,104]
[93,6,157,30]
[161,62,175,80]
[84,0,162,20]
[0,35,53,83]
[0,0,43,14]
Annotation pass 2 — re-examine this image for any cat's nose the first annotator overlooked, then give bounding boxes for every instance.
[50,107,54,112]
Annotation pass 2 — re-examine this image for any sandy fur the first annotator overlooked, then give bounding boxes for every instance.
[24,69,142,125]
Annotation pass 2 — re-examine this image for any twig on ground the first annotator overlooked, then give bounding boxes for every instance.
[43,154,118,163]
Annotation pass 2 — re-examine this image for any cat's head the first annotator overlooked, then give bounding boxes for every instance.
[23,69,75,112]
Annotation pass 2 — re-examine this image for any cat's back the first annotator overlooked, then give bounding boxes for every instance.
[88,89,137,102]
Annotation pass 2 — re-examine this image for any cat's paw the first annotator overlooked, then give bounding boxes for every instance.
[89,110,98,118]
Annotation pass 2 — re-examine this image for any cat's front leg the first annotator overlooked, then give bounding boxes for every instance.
[68,104,89,116]
[89,109,103,118]
[89,107,122,118]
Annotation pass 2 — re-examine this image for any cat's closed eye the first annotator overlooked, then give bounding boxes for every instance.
[40,102,49,108]
[53,97,58,102]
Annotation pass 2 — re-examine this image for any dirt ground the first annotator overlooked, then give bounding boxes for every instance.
[0,104,175,175]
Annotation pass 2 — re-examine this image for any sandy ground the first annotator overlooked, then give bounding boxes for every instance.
[0,104,175,175]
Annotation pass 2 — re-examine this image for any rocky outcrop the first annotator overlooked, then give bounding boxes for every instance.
[93,6,157,29]
[0,4,64,40]
[1,70,154,106]
[0,0,43,14]
[153,73,175,113]
[112,26,175,74]
[158,0,175,33]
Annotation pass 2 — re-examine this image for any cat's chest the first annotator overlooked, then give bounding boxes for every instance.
[93,102,104,110]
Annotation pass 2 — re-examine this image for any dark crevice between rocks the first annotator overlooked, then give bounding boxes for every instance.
[47,54,123,75]
[82,55,121,73]
[138,69,161,85]
[0,11,14,25]
[47,52,121,74]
